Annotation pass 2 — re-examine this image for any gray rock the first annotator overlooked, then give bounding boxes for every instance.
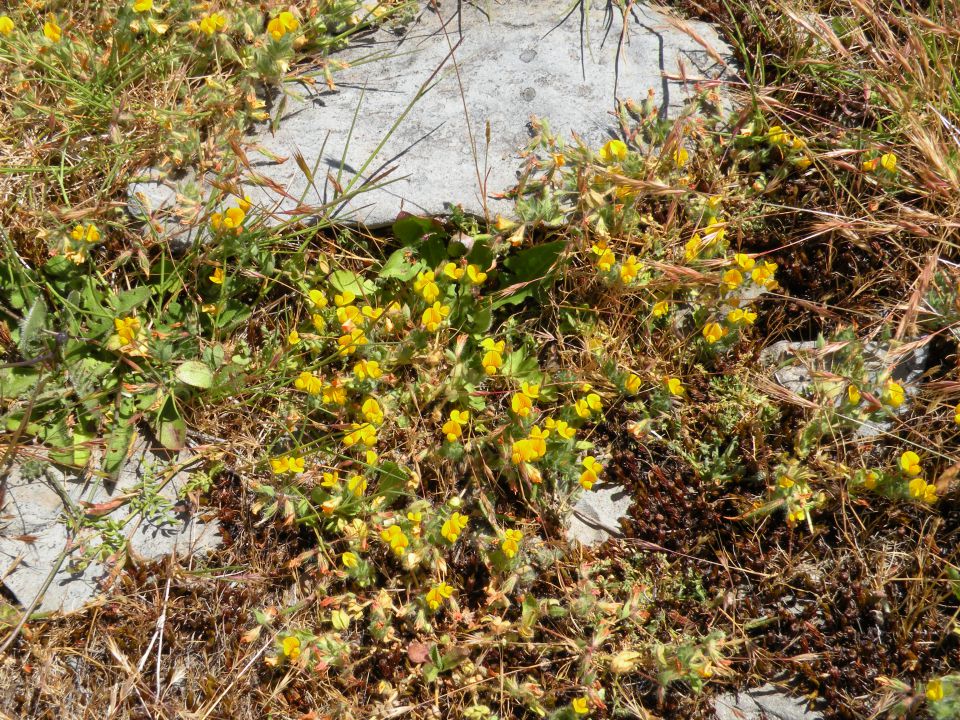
[127,167,206,250]
[713,684,822,720]
[129,1,732,230]
[760,338,928,437]
[566,483,632,546]
[0,439,220,614]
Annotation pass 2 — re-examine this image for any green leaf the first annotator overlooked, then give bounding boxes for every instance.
[175,360,214,389]
[496,240,565,307]
[156,395,186,450]
[379,249,422,281]
[374,462,409,506]
[112,286,154,315]
[501,348,541,383]
[392,215,447,268]
[0,367,41,400]
[470,301,493,334]
[329,269,377,298]
[18,296,47,355]
[103,396,136,478]
[159,417,187,451]
[392,214,444,245]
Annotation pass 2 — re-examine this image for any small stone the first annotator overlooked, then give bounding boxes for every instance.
[0,439,220,614]
[713,684,823,720]
[566,484,632,546]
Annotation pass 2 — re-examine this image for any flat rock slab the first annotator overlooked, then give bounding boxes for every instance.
[566,483,632,545]
[0,440,220,614]
[130,1,731,231]
[713,684,823,720]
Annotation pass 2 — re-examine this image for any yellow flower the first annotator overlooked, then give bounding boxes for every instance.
[361,305,384,323]
[511,383,539,417]
[571,696,590,715]
[44,17,62,43]
[421,302,450,332]
[954,403,960,425]
[322,382,347,406]
[575,393,603,419]
[511,438,535,465]
[883,380,905,408]
[702,322,725,344]
[321,471,340,488]
[441,512,469,543]
[466,264,487,285]
[598,139,627,163]
[900,450,921,476]
[926,679,944,702]
[338,328,367,355]
[202,303,218,315]
[361,397,384,425]
[334,291,356,307]
[684,235,703,262]
[199,12,226,35]
[722,268,743,291]
[209,266,224,284]
[425,581,454,611]
[734,253,755,271]
[347,474,367,496]
[133,0,153,12]
[908,476,927,499]
[544,417,576,440]
[341,551,359,569]
[413,270,439,303]
[862,157,878,172]
[309,289,328,308]
[751,261,778,290]
[0,16,14,35]
[353,359,382,381]
[847,384,861,405]
[337,304,361,329]
[767,126,789,145]
[289,456,304,473]
[295,371,323,395]
[344,422,377,448]
[480,338,505,375]
[380,525,408,555]
[267,10,299,40]
[665,376,684,396]
[287,329,300,346]
[786,507,806,526]
[528,425,549,459]
[580,456,603,490]
[501,528,523,558]
[115,316,140,346]
[71,224,100,243]
[778,475,795,489]
[625,373,642,395]
[863,471,879,490]
[270,456,289,474]
[620,255,641,284]
[441,409,470,443]
[727,308,755,325]
[652,300,670,318]
[443,262,464,280]
[672,147,689,167]
[879,152,897,173]
[281,635,301,661]
[595,249,616,272]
